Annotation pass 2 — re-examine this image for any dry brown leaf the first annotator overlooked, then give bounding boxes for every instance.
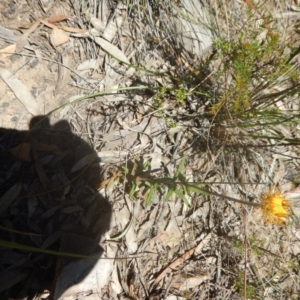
[50,28,69,46]
[91,73,104,80]
[39,17,87,33]
[0,182,22,215]
[71,153,98,173]
[47,15,71,23]
[170,0,212,57]
[94,37,130,64]
[153,233,212,286]
[172,273,210,291]
[38,18,57,29]
[0,26,18,42]
[77,59,98,71]
[152,246,197,287]
[128,274,138,300]
[90,17,106,32]
[194,233,212,255]
[18,22,33,29]
[101,118,149,150]
[102,19,118,42]
[32,148,51,190]
[16,21,40,52]
[102,2,126,42]
[10,143,32,162]
[57,26,87,33]
[54,54,71,96]
[29,137,67,155]
[0,43,16,58]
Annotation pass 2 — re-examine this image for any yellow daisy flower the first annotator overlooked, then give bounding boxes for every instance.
[261,191,290,224]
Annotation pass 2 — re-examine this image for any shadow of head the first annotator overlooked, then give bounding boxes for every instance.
[0,115,112,299]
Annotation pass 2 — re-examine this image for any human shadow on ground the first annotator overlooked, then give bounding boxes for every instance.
[0,116,111,300]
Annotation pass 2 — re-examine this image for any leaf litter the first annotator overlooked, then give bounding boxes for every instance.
[0,0,300,299]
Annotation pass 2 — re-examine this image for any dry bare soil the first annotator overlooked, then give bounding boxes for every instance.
[0,1,300,299]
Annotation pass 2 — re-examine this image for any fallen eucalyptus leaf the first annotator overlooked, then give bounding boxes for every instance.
[0,182,22,215]
[0,67,42,115]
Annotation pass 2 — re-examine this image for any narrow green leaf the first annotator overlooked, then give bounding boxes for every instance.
[129,182,136,199]
[107,175,119,190]
[174,154,187,178]
[186,183,210,195]
[143,180,152,187]
[109,215,134,241]
[122,166,129,174]
[173,189,190,206]
[165,187,174,202]
[145,184,155,207]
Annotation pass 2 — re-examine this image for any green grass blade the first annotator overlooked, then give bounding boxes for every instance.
[174,154,187,178]
[173,188,190,206]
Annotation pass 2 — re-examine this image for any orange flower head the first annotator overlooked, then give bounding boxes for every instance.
[261,191,290,224]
